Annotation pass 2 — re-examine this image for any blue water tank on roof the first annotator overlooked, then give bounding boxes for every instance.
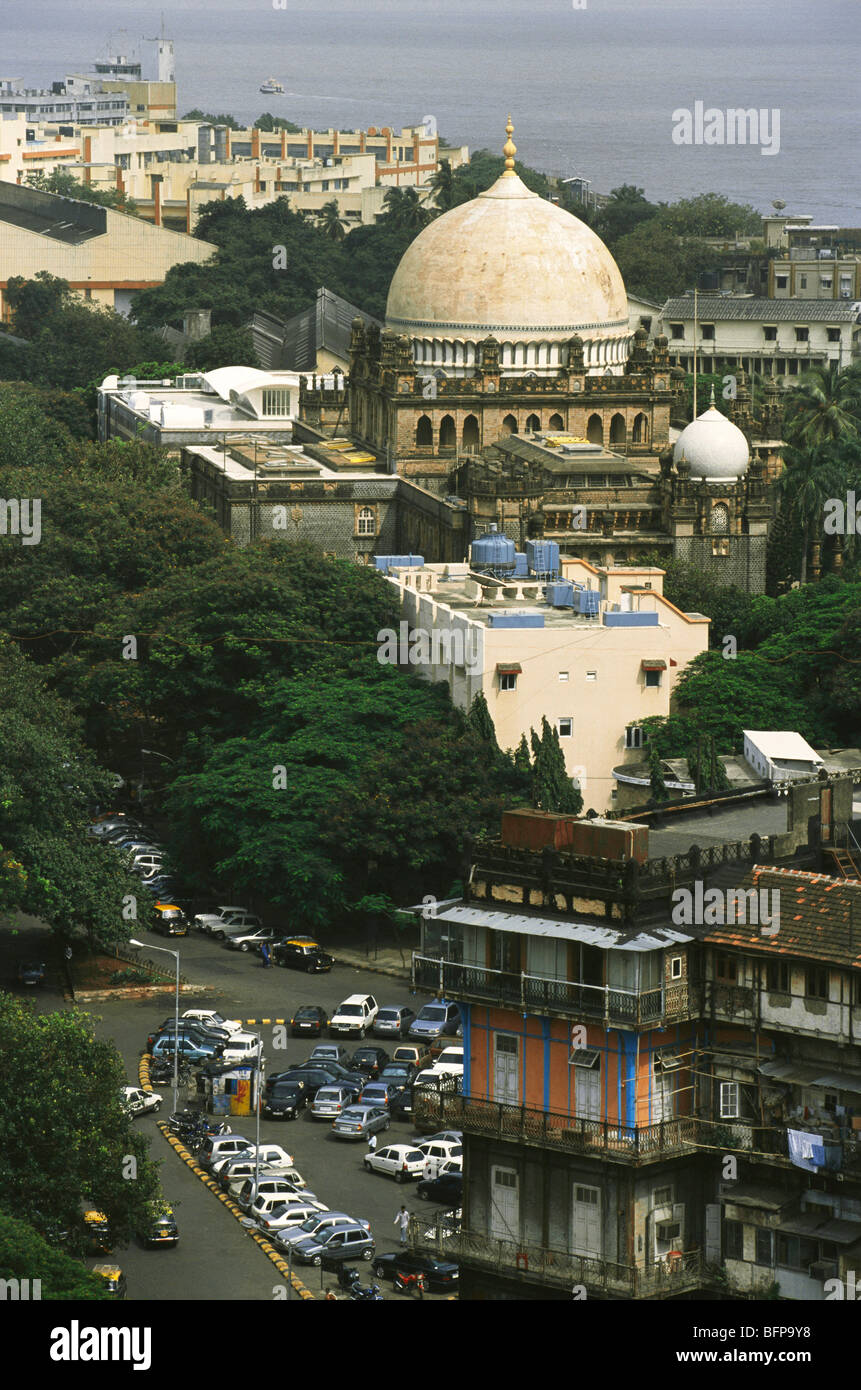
[470,527,516,573]
[545,581,575,607]
[525,540,560,577]
[579,589,600,615]
[603,610,659,627]
[513,552,529,577]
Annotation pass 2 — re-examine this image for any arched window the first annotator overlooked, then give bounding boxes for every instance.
[632,412,649,444]
[502,414,518,437]
[439,414,456,448]
[609,413,626,445]
[526,413,541,433]
[549,412,564,430]
[357,507,376,536]
[587,413,603,444]
[462,414,480,451]
[710,503,730,533]
[415,414,433,447]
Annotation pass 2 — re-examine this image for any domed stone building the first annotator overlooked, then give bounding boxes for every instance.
[347,119,678,488]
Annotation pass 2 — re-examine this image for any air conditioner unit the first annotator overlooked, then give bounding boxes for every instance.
[657,1222,681,1242]
[808,1260,838,1281]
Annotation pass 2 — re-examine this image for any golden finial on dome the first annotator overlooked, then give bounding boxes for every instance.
[502,114,517,176]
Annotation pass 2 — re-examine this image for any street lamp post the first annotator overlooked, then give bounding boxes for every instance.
[253,1028,264,1210]
[130,939,180,1115]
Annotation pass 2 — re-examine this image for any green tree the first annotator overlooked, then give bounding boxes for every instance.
[530,717,583,814]
[184,323,259,371]
[0,997,161,1254]
[593,185,658,246]
[428,159,456,213]
[26,166,136,214]
[381,186,432,232]
[0,1209,109,1299]
[316,200,346,242]
[782,362,861,451]
[648,742,669,802]
[466,689,499,753]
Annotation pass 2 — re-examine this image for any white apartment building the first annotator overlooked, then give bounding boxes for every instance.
[384,558,709,812]
[660,296,860,381]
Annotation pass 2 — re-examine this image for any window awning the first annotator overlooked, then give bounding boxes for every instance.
[570,1049,600,1068]
[759,1060,861,1095]
[641,659,667,671]
[496,663,522,675]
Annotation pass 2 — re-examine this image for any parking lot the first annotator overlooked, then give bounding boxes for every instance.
[77,922,459,1301]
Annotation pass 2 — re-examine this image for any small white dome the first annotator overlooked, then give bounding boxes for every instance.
[673,404,749,482]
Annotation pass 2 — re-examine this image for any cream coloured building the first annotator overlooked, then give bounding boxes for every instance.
[384,557,709,812]
[0,180,215,320]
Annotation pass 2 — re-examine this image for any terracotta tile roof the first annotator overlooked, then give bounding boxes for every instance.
[702,866,861,969]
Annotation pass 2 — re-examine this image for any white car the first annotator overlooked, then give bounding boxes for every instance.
[219,1033,264,1064]
[275,1211,371,1250]
[210,1143,294,1177]
[220,1161,287,1197]
[257,1202,330,1235]
[417,1138,463,1172]
[362,1143,426,1182]
[329,994,379,1038]
[250,1191,326,1225]
[182,1009,244,1034]
[429,1047,464,1077]
[121,1086,162,1117]
[193,905,250,934]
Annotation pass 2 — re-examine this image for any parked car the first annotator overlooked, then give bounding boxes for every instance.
[274,939,334,973]
[408,999,461,1048]
[275,1211,370,1251]
[308,1043,351,1066]
[139,1203,179,1248]
[121,1086,162,1118]
[152,902,188,936]
[413,1130,463,1147]
[269,1061,364,1098]
[17,960,46,986]
[357,1081,402,1110]
[363,1143,427,1182]
[143,875,180,898]
[377,1063,415,1092]
[413,1069,463,1097]
[290,1223,375,1268]
[218,1034,264,1065]
[210,1143,294,1178]
[417,1170,463,1204]
[92,1263,127,1298]
[249,1191,325,1225]
[329,994,378,1038]
[257,1203,329,1235]
[193,905,251,935]
[349,1045,390,1079]
[150,1036,218,1065]
[182,1009,243,1034]
[197,1134,256,1171]
[429,1046,464,1076]
[83,1210,112,1254]
[147,1020,230,1051]
[262,1080,308,1121]
[416,1139,463,1168]
[391,1044,433,1071]
[289,1005,328,1037]
[372,1249,459,1292]
[219,1160,288,1196]
[238,1175,307,1211]
[373,1004,416,1039]
[388,1087,414,1122]
[89,814,142,839]
[223,926,277,953]
[310,1085,357,1120]
[331,1105,391,1141]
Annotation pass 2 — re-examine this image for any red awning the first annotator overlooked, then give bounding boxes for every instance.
[641,659,667,671]
[496,663,523,675]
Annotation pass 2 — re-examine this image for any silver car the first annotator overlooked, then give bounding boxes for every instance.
[331,1104,391,1141]
[310,1084,356,1120]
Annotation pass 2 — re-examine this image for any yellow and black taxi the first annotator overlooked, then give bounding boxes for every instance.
[83,1210,112,1254]
[92,1263,127,1299]
[139,1201,179,1248]
[152,902,188,937]
[273,936,334,973]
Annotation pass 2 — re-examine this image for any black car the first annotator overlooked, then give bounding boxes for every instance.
[262,1080,308,1120]
[349,1046,390,1079]
[273,941,334,973]
[388,1087,414,1121]
[266,1067,361,1102]
[17,960,46,986]
[417,1171,463,1204]
[139,1206,179,1248]
[299,1059,367,1090]
[372,1249,459,1292]
[290,1005,329,1037]
[378,1062,416,1091]
[146,1020,230,1052]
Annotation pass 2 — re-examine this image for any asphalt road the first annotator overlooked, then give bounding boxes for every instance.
[32,924,455,1302]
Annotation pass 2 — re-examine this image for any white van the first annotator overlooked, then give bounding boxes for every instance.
[198,1134,255,1171]
[329,994,378,1037]
[220,1034,264,1064]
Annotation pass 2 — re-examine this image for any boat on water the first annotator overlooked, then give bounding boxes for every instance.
[259,77,285,94]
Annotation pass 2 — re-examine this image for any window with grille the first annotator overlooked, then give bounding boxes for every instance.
[356,507,376,536]
[262,388,291,416]
[725,1220,744,1261]
[500,672,517,691]
[719,1081,739,1118]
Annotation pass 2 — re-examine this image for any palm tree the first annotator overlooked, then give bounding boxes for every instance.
[381,185,431,232]
[776,443,844,584]
[428,160,455,213]
[782,362,861,451]
[316,199,345,242]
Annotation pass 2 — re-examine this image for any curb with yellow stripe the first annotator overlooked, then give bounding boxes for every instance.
[139,1052,315,1300]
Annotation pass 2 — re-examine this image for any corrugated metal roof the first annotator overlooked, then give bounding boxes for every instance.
[431,902,692,951]
[251,288,381,372]
[661,296,859,323]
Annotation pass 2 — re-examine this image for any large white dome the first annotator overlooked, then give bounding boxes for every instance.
[673,404,750,482]
[384,124,629,375]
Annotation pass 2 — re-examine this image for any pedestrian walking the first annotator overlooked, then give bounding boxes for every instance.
[394,1205,409,1245]
[261,944,271,969]
[368,1132,377,1153]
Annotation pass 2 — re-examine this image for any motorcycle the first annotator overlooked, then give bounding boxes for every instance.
[393,1269,427,1299]
[337,1266,383,1301]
